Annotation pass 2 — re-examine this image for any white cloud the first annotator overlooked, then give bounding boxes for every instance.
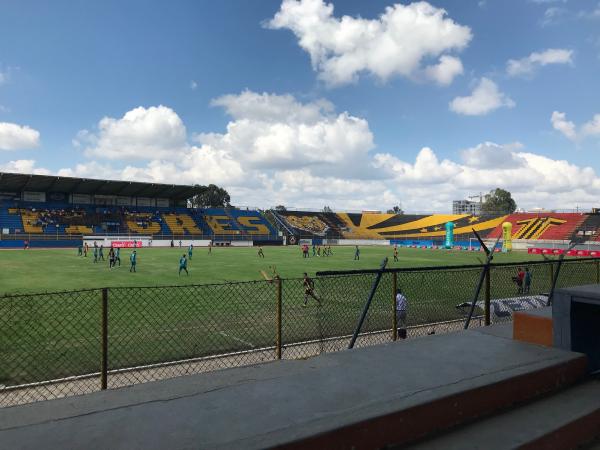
[424,55,464,86]
[190,80,198,90]
[210,90,334,123]
[55,95,600,211]
[449,78,515,116]
[372,143,600,211]
[266,0,472,87]
[78,105,187,160]
[578,3,600,19]
[63,91,378,206]
[507,48,573,77]
[201,90,375,174]
[551,111,600,141]
[0,159,49,175]
[581,114,600,136]
[540,7,568,26]
[0,122,41,150]
[460,142,525,169]
[551,111,577,140]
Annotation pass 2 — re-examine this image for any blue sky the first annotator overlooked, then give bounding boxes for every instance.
[0,0,599,211]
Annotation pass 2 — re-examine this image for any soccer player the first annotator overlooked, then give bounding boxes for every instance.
[77,244,83,256]
[99,245,105,261]
[302,273,321,307]
[129,250,137,272]
[108,247,116,269]
[317,246,321,257]
[188,243,193,260]
[93,245,98,263]
[208,240,212,255]
[312,244,316,257]
[115,247,121,266]
[354,245,360,260]
[257,245,265,258]
[393,245,398,262]
[84,242,88,257]
[179,254,189,276]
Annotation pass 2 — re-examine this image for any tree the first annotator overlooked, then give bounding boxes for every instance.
[481,188,517,215]
[274,205,287,212]
[322,205,333,213]
[386,205,404,214]
[189,184,231,208]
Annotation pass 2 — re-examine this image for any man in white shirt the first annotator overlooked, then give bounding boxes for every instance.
[396,289,408,339]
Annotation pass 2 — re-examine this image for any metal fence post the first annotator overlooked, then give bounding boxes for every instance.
[392,272,398,341]
[276,278,282,360]
[596,260,600,284]
[484,268,491,326]
[101,288,108,390]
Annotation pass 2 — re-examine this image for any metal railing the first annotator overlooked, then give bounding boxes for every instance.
[1,258,598,407]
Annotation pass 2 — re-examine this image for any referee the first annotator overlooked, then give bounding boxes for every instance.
[395,289,408,339]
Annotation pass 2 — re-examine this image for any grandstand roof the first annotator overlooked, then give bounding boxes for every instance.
[0,172,203,200]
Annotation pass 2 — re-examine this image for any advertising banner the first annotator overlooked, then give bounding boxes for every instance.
[110,240,143,248]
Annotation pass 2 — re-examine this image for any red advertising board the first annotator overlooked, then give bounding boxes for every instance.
[529,247,600,257]
[111,240,142,248]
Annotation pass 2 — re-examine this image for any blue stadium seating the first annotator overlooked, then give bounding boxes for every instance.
[0,201,276,239]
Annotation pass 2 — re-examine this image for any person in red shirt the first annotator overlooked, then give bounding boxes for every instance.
[517,267,525,294]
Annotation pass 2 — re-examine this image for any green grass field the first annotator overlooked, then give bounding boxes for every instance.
[1,245,597,392]
[0,245,545,294]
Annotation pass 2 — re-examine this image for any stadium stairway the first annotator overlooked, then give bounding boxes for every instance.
[268,210,295,236]
[406,377,600,449]
[1,324,597,449]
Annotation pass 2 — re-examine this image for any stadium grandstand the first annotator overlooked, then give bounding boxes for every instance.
[2,171,600,251]
[271,209,600,250]
[0,172,279,248]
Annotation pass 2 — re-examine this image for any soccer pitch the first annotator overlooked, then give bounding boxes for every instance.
[0,245,545,294]
[2,245,595,394]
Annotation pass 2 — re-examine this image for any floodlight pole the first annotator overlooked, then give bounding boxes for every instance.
[348,258,388,349]
[546,242,577,306]
[464,231,501,329]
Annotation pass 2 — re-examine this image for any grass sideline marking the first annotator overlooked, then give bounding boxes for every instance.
[218,331,255,348]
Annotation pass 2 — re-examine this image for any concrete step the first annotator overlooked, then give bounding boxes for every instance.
[0,326,588,449]
[407,379,600,450]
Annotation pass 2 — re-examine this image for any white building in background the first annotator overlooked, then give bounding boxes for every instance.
[453,200,481,215]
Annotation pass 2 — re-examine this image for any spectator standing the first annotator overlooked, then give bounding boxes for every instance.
[524,267,532,294]
[395,289,408,339]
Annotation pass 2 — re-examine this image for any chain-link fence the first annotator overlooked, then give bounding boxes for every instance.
[1,258,599,407]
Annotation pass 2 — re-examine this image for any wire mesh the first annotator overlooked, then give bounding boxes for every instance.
[0,289,101,407]
[106,280,277,388]
[1,258,599,408]
[281,273,393,359]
